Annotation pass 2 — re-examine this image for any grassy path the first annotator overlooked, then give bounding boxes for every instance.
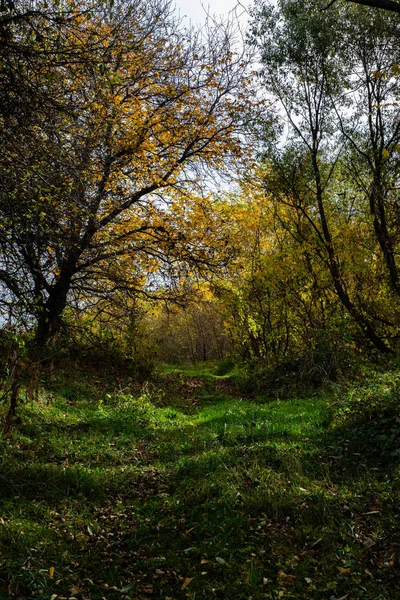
[0,368,399,599]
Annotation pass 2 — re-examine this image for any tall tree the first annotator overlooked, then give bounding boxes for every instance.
[250,0,394,353]
[337,11,400,297]
[0,0,257,344]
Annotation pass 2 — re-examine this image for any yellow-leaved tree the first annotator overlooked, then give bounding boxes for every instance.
[0,0,259,345]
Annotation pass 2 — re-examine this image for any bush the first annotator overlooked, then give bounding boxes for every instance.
[331,370,400,459]
[230,354,333,398]
[48,317,157,381]
[215,357,236,376]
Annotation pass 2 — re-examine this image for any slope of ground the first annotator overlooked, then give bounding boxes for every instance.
[0,366,399,599]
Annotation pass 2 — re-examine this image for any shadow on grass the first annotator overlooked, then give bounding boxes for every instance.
[2,406,397,509]
[1,387,399,600]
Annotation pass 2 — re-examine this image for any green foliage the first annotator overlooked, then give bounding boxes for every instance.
[227,326,363,398]
[244,0,400,358]
[158,361,220,378]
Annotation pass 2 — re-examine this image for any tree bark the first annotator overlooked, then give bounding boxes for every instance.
[346,0,400,14]
[34,270,74,346]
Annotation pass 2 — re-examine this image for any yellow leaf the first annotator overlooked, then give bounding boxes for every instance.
[49,566,55,579]
[189,421,197,427]
[392,63,400,75]
[181,577,193,590]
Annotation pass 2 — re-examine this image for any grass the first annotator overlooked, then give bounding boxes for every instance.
[0,366,399,599]
[158,361,224,377]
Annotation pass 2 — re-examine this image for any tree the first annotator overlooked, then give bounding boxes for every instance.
[152,288,230,364]
[0,0,257,345]
[250,0,396,353]
[213,175,351,379]
[337,11,400,297]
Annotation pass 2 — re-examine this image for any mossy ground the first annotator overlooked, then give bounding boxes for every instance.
[0,365,399,599]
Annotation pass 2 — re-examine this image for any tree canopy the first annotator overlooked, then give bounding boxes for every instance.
[0,0,258,344]
[1,0,400,367]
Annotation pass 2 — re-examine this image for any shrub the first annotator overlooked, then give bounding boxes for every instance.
[331,370,400,459]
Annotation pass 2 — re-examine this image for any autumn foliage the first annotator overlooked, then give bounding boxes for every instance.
[1,0,400,382]
[0,0,257,344]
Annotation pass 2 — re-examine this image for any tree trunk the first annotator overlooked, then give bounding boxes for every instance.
[34,272,73,347]
[311,152,393,354]
[3,349,20,435]
[370,176,400,296]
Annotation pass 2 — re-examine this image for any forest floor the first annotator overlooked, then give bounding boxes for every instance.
[0,364,399,600]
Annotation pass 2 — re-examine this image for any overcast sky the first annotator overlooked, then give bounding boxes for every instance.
[174,0,250,27]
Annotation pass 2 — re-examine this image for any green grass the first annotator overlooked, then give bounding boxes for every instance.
[158,361,222,377]
[0,366,399,599]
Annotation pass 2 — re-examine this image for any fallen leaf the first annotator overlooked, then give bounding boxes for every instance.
[200,559,209,565]
[364,569,373,577]
[69,586,81,595]
[181,577,193,590]
[49,566,55,579]
[304,577,312,584]
[189,422,197,427]
[277,571,296,583]
[363,537,376,549]
[215,557,226,564]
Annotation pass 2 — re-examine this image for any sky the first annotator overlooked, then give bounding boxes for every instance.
[174,0,250,27]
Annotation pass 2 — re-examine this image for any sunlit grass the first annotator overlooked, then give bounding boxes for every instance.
[0,366,398,599]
